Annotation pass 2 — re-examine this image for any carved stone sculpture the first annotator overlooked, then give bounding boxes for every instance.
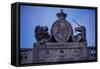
[33,9,87,63]
[72,26,86,42]
[34,26,50,42]
[71,19,87,42]
[50,9,74,42]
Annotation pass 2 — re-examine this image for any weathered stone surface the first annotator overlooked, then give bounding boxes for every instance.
[33,42,87,63]
[32,9,88,63]
[51,20,73,42]
[21,9,88,64]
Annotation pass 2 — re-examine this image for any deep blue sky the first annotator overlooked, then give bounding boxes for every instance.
[20,5,96,48]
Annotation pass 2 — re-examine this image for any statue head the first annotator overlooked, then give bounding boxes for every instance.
[75,26,86,33]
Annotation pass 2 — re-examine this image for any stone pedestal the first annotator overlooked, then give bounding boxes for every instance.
[33,42,87,63]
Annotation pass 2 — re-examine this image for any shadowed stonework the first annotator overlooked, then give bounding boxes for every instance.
[20,10,96,64]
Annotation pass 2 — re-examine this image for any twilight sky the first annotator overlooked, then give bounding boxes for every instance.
[20,5,96,48]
